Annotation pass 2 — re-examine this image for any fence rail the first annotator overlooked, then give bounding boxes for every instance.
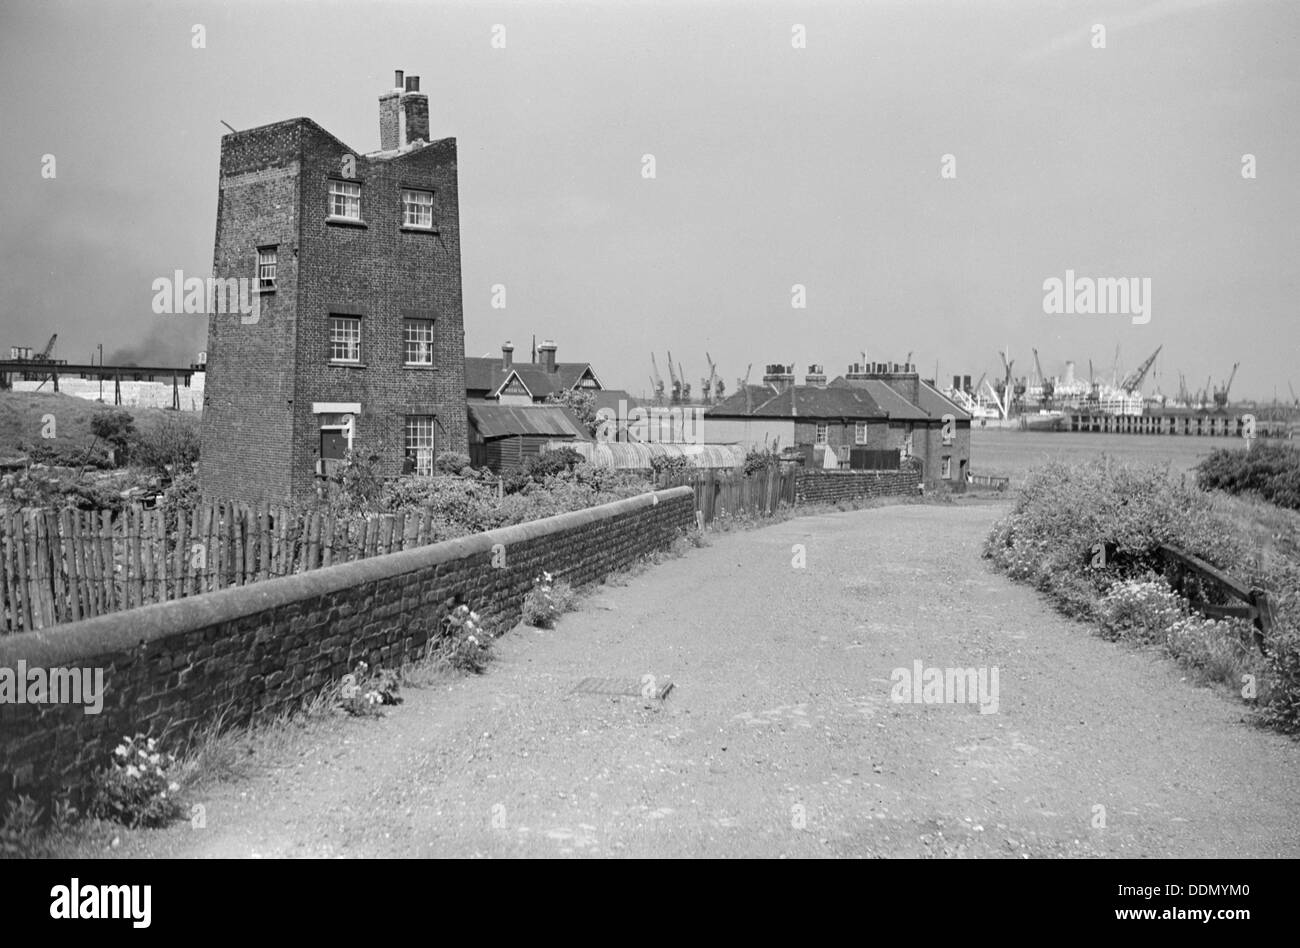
[0,503,452,635]
[1158,543,1274,653]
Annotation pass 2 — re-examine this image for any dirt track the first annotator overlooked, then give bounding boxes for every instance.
[94,502,1300,858]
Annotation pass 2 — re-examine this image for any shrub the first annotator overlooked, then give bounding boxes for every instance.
[130,413,200,478]
[983,457,1245,620]
[524,447,584,480]
[434,451,472,475]
[88,735,184,829]
[651,454,693,481]
[90,410,136,453]
[1197,443,1300,511]
[545,389,600,435]
[745,447,780,476]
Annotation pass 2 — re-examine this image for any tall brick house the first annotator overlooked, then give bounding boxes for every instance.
[199,70,467,503]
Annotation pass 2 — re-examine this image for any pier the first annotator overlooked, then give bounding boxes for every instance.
[1066,410,1293,438]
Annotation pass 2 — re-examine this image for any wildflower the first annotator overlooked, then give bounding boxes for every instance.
[125,765,140,779]
[168,782,180,793]
[470,611,480,623]
[114,744,128,758]
[148,754,161,766]
[146,738,157,751]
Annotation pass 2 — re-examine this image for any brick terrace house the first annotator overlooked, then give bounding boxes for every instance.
[199,70,467,503]
[706,360,972,490]
[464,338,636,413]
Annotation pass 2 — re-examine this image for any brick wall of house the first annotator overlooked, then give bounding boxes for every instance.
[292,126,467,497]
[199,120,304,504]
[0,488,694,809]
[793,464,922,504]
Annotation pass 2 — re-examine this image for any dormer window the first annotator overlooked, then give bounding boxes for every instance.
[402,189,434,229]
[328,180,362,220]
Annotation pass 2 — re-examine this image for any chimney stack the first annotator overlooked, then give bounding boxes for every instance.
[502,341,514,370]
[762,362,795,392]
[379,69,430,151]
[805,364,827,387]
[538,339,557,373]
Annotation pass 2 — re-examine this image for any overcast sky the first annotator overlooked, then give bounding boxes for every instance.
[1,0,1297,401]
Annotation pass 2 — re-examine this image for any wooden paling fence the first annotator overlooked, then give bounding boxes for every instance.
[0,503,453,635]
[657,468,797,526]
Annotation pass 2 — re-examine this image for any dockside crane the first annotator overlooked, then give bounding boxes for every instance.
[666,351,682,403]
[678,358,691,402]
[703,352,720,404]
[649,353,666,404]
[996,350,1016,418]
[1213,362,1239,409]
[1290,382,1298,408]
[1119,345,1162,394]
[1032,348,1054,405]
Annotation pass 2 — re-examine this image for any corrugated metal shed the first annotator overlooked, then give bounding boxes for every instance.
[468,404,589,440]
[554,441,746,470]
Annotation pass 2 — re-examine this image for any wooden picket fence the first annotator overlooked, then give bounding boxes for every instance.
[0,503,453,635]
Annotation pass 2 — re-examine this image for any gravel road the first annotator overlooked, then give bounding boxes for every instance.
[95,501,1300,858]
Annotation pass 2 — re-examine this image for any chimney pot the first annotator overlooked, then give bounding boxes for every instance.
[395,70,404,89]
[502,340,514,370]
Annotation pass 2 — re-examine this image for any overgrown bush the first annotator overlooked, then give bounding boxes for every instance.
[651,454,692,481]
[88,735,184,829]
[1197,443,1300,511]
[434,451,472,475]
[524,447,584,480]
[90,410,136,460]
[983,458,1245,619]
[986,457,1300,733]
[130,413,200,478]
[744,446,781,476]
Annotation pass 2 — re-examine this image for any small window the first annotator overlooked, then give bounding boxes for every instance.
[402,189,434,229]
[257,247,277,290]
[328,181,362,220]
[405,415,436,475]
[854,422,867,444]
[816,423,828,445]
[329,316,362,363]
[942,456,952,479]
[403,318,435,365]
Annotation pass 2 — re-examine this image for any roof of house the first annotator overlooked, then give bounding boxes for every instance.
[706,384,886,420]
[467,404,590,440]
[463,357,600,399]
[836,379,930,421]
[916,380,971,421]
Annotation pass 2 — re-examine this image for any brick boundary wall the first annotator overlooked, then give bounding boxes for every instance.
[0,487,694,808]
[794,465,922,505]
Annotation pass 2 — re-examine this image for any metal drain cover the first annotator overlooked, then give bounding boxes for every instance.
[570,677,674,700]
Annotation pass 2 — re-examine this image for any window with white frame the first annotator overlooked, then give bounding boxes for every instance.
[328,316,362,362]
[257,247,277,290]
[402,189,434,229]
[854,422,867,444]
[328,180,362,220]
[403,318,434,365]
[816,423,828,445]
[942,456,952,479]
[405,415,435,475]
